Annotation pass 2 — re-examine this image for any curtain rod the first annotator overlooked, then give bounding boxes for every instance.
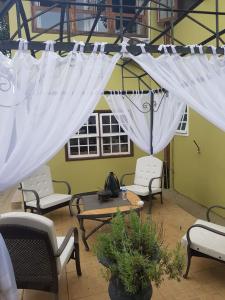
[0,41,224,55]
[104,89,166,95]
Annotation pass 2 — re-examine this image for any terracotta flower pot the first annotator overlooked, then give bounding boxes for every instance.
[108,277,152,300]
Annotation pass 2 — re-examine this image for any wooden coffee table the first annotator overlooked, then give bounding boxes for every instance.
[70,191,142,251]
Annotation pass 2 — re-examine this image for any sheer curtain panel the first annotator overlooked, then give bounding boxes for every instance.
[105,92,185,154]
[0,41,120,191]
[129,47,225,133]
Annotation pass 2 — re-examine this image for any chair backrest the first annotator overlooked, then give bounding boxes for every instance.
[0,212,61,277]
[21,165,54,202]
[134,156,163,188]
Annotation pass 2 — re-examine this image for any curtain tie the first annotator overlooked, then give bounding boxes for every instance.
[137,43,146,54]
[158,44,169,54]
[100,42,107,53]
[44,40,55,52]
[210,46,217,55]
[93,42,100,53]
[120,41,128,53]
[17,38,28,51]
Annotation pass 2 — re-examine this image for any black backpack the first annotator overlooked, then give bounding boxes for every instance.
[104,172,120,198]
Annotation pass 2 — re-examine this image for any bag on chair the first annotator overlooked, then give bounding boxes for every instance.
[104,172,120,198]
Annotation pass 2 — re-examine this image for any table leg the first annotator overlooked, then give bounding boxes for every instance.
[79,218,90,251]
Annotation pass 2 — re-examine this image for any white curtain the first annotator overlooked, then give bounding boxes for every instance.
[0,41,120,191]
[105,92,185,154]
[129,48,225,133]
[0,234,18,300]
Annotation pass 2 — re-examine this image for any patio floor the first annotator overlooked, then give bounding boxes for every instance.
[6,192,225,300]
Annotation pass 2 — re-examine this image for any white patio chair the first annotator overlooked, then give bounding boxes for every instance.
[182,205,225,278]
[120,156,163,206]
[19,165,74,215]
[0,212,81,300]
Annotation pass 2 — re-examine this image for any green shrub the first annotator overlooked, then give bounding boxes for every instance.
[94,210,184,295]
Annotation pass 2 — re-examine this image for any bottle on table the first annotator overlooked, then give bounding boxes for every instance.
[121,186,127,201]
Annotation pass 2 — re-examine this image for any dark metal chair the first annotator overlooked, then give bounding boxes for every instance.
[0,212,81,299]
[19,165,74,215]
[182,205,225,278]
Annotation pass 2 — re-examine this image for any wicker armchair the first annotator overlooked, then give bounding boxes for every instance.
[182,205,225,278]
[0,212,81,299]
[19,165,74,215]
[120,156,163,207]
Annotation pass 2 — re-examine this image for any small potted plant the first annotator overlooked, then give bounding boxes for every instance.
[94,211,184,300]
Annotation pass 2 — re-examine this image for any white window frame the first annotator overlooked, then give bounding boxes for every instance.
[176,106,189,136]
[100,112,131,157]
[66,111,132,160]
[67,113,100,159]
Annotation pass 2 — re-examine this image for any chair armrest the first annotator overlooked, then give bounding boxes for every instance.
[120,173,135,186]
[148,176,162,193]
[55,227,79,257]
[186,224,225,246]
[18,187,40,210]
[206,205,225,222]
[52,180,71,194]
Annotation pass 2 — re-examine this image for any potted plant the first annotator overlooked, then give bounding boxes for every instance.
[94,211,184,300]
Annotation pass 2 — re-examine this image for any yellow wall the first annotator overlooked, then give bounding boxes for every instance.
[171,0,225,215]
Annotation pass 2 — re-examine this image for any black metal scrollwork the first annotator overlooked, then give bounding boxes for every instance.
[124,91,167,113]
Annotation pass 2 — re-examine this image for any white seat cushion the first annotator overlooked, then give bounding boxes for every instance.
[125,185,161,197]
[182,219,225,261]
[134,156,163,188]
[56,236,74,274]
[27,193,71,209]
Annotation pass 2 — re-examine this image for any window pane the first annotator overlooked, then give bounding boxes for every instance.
[80,138,87,145]
[70,147,79,155]
[111,115,118,124]
[89,137,97,145]
[103,137,110,144]
[78,126,87,134]
[112,0,136,14]
[103,125,110,133]
[112,144,119,153]
[112,136,119,143]
[103,145,111,153]
[112,125,119,133]
[70,138,78,146]
[89,146,97,154]
[181,123,186,131]
[78,0,103,11]
[121,144,128,152]
[89,115,96,124]
[115,17,137,34]
[120,135,128,143]
[80,146,88,154]
[102,115,110,124]
[76,13,108,32]
[76,13,94,31]
[88,126,97,134]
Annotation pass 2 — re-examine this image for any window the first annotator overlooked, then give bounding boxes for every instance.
[31,0,147,36]
[157,0,178,24]
[176,106,189,135]
[66,111,133,160]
